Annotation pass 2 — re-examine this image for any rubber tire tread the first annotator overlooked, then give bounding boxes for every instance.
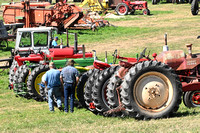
[120,61,182,120]
[14,65,30,98]
[183,91,200,108]
[84,69,101,114]
[76,69,95,108]
[13,65,24,95]
[106,70,121,109]
[191,0,199,15]
[92,66,119,115]
[9,60,18,84]
[27,65,49,101]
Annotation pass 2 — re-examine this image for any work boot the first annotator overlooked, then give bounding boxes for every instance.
[58,106,63,112]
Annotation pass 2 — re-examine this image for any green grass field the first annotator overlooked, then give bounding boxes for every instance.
[1,1,200,132]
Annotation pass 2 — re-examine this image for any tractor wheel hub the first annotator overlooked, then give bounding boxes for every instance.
[135,75,169,109]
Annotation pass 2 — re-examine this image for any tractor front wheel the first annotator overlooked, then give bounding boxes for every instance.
[143,9,150,15]
[191,0,199,15]
[183,91,200,108]
[120,61,182,120]
[115,3,129,15]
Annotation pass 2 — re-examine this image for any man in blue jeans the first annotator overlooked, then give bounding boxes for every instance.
[60,59,79,113]
[45,62,62,112]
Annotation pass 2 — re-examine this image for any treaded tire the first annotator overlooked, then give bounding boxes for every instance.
[191,0,199,15]
[39,83,47,101]
[14,65,30,98]
[106,70,122,109]
[120,61,182,120]
[115,3,129,15]
[152,0,157,5]
[183,91,200,108]
[92,66,119,115]
[13,65,24,95]
[106,69,129,117]
[9,60,18,85]
[143,9,150,15]
[189,0,193,4]
[27,65,49,101]
[84,69,101,114]
[76,69,95,108]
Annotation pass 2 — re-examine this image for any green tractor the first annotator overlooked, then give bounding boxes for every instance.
[5,27,95,106]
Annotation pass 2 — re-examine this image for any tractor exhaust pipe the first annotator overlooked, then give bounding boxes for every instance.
[66,29,69,47]
[186,44,193,58]
[74,33,78,54]
[163,33,169,51]
[82,45,85,59]
[105,51,108,63]
[92,50,97,61]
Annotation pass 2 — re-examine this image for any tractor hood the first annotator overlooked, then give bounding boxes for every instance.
[156,50,186,70]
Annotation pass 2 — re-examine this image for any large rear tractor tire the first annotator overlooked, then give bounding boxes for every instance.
[84,69,101,114]
[27,65,49,101]
[76,69,95,108]
[92,66,119,116]
[183,91,200,108]
[115,3,129,15]
[120,61,182,120]
[191,0,199,15]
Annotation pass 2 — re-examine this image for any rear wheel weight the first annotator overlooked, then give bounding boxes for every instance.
[27,65,49,101]
[120,61,182,120]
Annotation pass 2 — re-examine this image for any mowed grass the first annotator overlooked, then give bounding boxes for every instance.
[1,1,200,132]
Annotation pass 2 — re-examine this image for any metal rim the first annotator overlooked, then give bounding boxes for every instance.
[133,71,173,112]
[190,91,200,107]
[119,5,127,14]
[34,71,46,94]
[143,10,147,15]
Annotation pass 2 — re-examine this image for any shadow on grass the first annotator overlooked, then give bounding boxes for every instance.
[172,110,200,118]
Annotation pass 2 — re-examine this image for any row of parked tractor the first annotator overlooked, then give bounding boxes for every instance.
[2,25,200,120]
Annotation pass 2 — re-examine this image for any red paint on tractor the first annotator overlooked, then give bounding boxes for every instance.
[3,1,109,30]
[182,82,200,92]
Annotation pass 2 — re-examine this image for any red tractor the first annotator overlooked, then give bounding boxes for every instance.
[2,0,109,32]
[114,0,150,15]
[81,40,200,119]
[79,0,150,16]
[2,27,95,102]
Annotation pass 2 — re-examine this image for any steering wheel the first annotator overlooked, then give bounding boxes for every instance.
[137,48,147,62]
[112,49,118,64]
